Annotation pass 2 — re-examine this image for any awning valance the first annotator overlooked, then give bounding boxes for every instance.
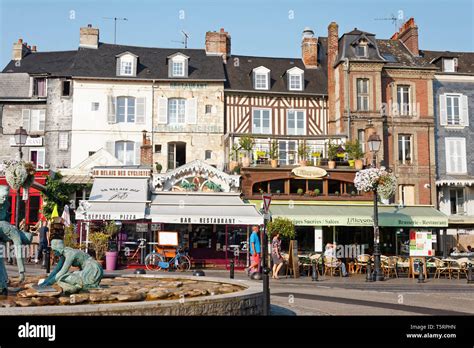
[269,204,448,227]
[148,192,263,225]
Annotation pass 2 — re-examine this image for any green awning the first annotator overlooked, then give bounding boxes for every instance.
[269,204,448,227]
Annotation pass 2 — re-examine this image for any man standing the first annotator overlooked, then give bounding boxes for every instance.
[247,226,261,275]
[35,220,49,264]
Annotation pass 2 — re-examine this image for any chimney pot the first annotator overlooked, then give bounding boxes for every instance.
[32,45,37,52]
[301,27,318,68]
[205,28,231,62]
[80,25,99,49]
[391,17,419,56]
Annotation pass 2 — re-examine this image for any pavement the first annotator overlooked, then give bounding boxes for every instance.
[6,264,474,316]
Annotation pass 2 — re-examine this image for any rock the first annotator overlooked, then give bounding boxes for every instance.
[15,298,36,307]
[216,286,236,294]
[17,285,62,298]
[136,287,150,295]
[58,297,70,305]
[89,293,116,302]
[32,297,59,306]
[115,292,146,302]
[146,290,170,300]
[69,293,90,305]
[0,299,17,308]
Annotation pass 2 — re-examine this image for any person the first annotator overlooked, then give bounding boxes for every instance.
[39,239,103,294]
[324,243,348,277]
[271,232,283,279]
[35,220,49,264]
[246,226,261,275]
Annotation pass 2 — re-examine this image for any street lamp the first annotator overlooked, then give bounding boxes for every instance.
[13,127,28,228]
[367,133,384,281]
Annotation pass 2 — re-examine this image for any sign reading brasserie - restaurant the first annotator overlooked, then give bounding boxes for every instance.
[292,166,327,179]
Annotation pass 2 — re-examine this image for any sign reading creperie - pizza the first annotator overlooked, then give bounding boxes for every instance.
[92,168,151,178]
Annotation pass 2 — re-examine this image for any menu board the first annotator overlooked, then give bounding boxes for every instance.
[409,230,433,257]
[158,231,179,246]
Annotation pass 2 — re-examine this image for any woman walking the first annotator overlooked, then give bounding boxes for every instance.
[271,232,283,279]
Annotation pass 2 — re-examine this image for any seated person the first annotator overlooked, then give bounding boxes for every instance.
[324,243,348,277]
[40,239,103,294]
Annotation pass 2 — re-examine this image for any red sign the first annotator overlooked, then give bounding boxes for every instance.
[262,194,272,214]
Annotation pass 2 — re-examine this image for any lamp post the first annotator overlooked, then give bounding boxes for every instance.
[367,133,384,281]
[13,127,28,228]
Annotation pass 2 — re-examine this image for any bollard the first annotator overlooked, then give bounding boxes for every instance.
[418,261,425,283]
[230,259,235,279]
[45,247,51,274]
[366,262,373,282]
[467,263,474,284]
[312,260,318,281]
[41,248,48,269]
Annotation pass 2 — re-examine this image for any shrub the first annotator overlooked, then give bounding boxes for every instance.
[266,217,295,239]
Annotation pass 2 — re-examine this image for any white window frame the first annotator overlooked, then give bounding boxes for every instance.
[356,78,369,111]
[255,73,268,90]
[30,148,45,169]
[355,45,367,57]
[278,140,297,165]
[397,85,411,116]
[287,109,306,135]
[252,108,272,134]
[115,141,135,165]
[28,109,46,132]
[120,59,133,76]
[398,134,412,165]
[116,96,136,123]
[446,94,461,125]
[172,60,185,77]
[443,58,455,72]
[32,77,47,97]
[445,137,467,174]
[289,73,303,91]
[91,102,100,111]
[168,98,186,124]
[449,188,465,215]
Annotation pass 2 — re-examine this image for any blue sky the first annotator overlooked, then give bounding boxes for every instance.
[0,0,473,67]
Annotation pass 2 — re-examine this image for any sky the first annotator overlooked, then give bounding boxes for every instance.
[0,0,473,67]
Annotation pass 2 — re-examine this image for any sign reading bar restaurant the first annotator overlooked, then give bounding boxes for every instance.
[292,166,327,179]
[92,168,151,178]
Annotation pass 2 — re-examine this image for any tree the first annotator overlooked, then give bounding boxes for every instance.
[266,217,295,239]
[40,173,84,219]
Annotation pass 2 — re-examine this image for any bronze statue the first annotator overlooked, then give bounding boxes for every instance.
[40,239,103,294]
[0,185,33,295]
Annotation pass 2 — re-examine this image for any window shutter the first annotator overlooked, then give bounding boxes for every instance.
[252,72,256,89]
[185,98,197,124]
[459,139,467,173]
[135,141,142,165]
[116,58,122,76]
[461,94,469,126]
[168,60,173,77]
[39,110,46,131]
[38,150,45,169]
[287,74,291,90]
[107,96,116,124]
[132,57,137,77]
[266,72,270,90]
[22,109,31,132]
[105,141,115,156]
[184,59,189,77]
[157,97,168,124]
[136,97,145,124]
[445,140,454,173]
[439,94,447,125]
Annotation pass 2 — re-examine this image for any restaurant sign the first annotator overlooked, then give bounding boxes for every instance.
[92,168,151,178]
[281,215,448,227]
[292,166,327,179]
[152,215,261,225]
[82,212,140,221]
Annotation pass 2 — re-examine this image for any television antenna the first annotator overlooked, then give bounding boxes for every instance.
[374,13,402,31]
[103,17,128,44]
[171,30,190,48]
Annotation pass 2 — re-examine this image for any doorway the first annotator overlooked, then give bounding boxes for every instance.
[167,142,186,170]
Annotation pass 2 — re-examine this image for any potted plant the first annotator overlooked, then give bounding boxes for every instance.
[229,144,240,172]
[269,140,279,168]
[256,150,267,161]
[327,141,339,169]
[104,221,120,271]
[276,189,281,195]
[297,188,304,196]
[64,224,79,249]
[345,140,364,170]
[298,141,309,166]
[154,162,163,173]
[335,191,340,196]
[314,188,320,196]
[239,136,255,168]
[89,231,110,267]
[312,151,321,166]
[351,190,356,196]
[266,217,296,266]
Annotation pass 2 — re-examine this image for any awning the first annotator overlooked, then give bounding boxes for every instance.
[148,192,263,225]
[61,175,94,185]
[76,178,149,220]
[269,204,448,227]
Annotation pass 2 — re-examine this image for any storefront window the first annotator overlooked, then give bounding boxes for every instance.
[28,196,40,224]
[252,181,269,194]
[269,179,285,194]
[290,179,306,194]
[328,180,341,195]
[308,180,323,193]
[295,226,314,253]
[345,182,357,195]
[191,225,213,249]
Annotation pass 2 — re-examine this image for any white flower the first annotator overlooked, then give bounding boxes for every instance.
[354,167,396,199]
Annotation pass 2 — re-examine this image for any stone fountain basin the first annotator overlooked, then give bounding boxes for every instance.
[0,274,263,316]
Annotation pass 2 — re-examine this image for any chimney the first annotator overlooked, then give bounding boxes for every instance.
[31,46,37,52]
[205,28,231,62]
[301,27,318,68]
[391,17,419,56]
[140,130,153,166]
[327,22,339,133]
[79,24,99,49]
[12,38,31,61]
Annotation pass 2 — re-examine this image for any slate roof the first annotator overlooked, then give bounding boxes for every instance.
[2,43,226,80]
[0,72,31,98]
[224,40,328,95]
[420,50,474,75]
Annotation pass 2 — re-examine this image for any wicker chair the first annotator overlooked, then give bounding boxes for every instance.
[433,258,450,279]
[355,254,371,274]
[324,255,343,277]
[382,256,398,278]
[450,258,469,279]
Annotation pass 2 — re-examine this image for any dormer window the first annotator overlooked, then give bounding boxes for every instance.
[356,44,367,57]
[116,52,138,77]
[168,53,189,78]
[287,67,304,91]
[443,58,457,72]
[253,66,270,90]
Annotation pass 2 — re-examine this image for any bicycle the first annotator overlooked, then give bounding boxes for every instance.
[122,238,147,265]
[144,244,191,272]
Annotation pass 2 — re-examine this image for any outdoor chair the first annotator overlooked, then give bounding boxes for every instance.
[433,258,450,279]
[355,254,371,274]
[396,256,410,275]
[382,256,399,278]
[323,255,343,277]
[450,258,469,279]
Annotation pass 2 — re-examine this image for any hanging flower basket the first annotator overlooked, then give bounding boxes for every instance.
[2,160,36,191]
[354,167,396,200]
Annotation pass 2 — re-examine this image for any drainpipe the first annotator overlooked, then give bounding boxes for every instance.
[428,124,432,205]
[343,58,351,140]
[151,79,156,168]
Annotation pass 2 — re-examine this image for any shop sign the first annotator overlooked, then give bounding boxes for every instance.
[100,187,141,201]
[151,223,161,231]
[83,213,139,221]
[282,216,447,227]
[170,82,208,89]
[179,216,237,224]
[92,168,151,178]
[292,166,327,179]
[409,230,433,257]
[136,223,148,233]
[10,136,43,147]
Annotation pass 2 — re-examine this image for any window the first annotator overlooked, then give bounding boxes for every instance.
[168,99,186,124]
[357,129,365,154]
[443,58,455,72]
[450,188,465,215]
[445,138,467,174]
[287,110,305,135]
[116,97,136,123]
[30,148,45,169]
[399,185,415,205]
[278,140,297,165]
[154,144,162,153]
[58,132,68,151]
[398,134,412,164]
[446,95,461,125]
[397,85,411,116]
[91,102,99,111]
[115,141,135,165]
[120,60,133,76]
[22,109,46,132]
[255,73,268,89]
[61,80,71,97]
[289,74,302,91]
[252,109,271,134]
[205,150,212,160]
[356,78,369,111]
[32,78,46,97]
[172,61,184,77]
[205,105,212,114]
[355,45,367,57]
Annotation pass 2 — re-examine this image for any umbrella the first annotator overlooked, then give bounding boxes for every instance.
[51,204,59,219]
[61,204,71,227]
